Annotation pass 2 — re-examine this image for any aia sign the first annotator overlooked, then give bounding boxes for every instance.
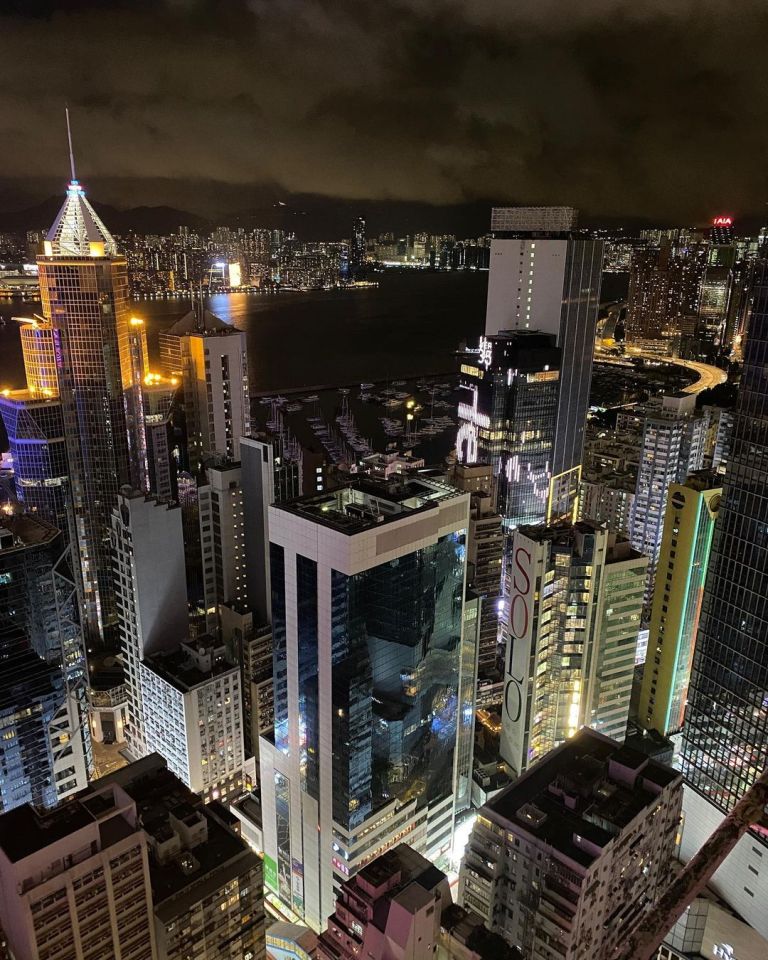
[712,216,733,227]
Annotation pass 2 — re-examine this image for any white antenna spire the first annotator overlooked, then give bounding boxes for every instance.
[65,106,77,182]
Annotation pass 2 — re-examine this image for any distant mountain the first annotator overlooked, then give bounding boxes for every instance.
[0,197,209,236]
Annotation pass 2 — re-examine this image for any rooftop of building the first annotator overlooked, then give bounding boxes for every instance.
[484,728,681,867]
[143,637,237,693]
[0,798,98,864]
[162,308,240,337]
[0,389,61,408]
[0,513,61,552]
[681,470,723,493]
[276,474,465,535]
[516,519,645,565]
[94,755,258,918]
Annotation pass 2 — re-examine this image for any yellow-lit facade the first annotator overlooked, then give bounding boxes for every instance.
[638,477,721,737]
[19,318,59,397]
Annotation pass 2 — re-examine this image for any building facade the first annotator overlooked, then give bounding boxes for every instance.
[259,476,470,930]
[198,461,246,627]
[500,521,646,777]
[457,331,561,530]
[638,476,721,739]
[460,728,683,959]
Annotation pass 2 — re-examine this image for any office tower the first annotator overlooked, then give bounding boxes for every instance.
[159,308,250,472]
[260,476,470,930]
[485,206,603,514]
[18,315,58,395]
[350,217,366,278]
[198,461,246,626]
[452,463,504,679]
[140,635,245,802]
[630,394,708,607]
[38,178,132,647]
[241,436,301,623]
[142,375,179,499]
[112,490,188,760]
[460,729,683,959]
[626,241,705,348]
[501,521,647,777]
[579,474,636,535]
[457,330,561,529]
[638,474,721,740]
[0,767,158,960]
[0,388,69,528]
[0,754,267,960]
[220,605,273,775]
[679,264,768,933]
[701,404,733,474]
[698,236,736,353]
[317,844,452,960]
[0,513,84,680]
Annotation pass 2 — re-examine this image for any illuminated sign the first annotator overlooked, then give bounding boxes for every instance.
[713,945,736,960]
[479,336,492,368]
[456,422,478,464]
[712,216,733,227]
[500,535,533,775]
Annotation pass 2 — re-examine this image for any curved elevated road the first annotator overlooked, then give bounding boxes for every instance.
[595,345,728,395]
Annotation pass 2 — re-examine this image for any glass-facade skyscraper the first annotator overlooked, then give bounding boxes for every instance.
[456,330,561,529]
[38,179,132,646]
[259,476,470,931]
[682,263,768,809]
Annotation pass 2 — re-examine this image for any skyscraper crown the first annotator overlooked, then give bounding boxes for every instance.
[45,180,117,257]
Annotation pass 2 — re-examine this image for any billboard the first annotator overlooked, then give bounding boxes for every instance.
[500,535,534,775]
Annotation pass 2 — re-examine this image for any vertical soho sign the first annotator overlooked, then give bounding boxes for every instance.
[501,536,533,775]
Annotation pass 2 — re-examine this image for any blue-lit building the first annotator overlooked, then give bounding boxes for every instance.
[259,475,471,931]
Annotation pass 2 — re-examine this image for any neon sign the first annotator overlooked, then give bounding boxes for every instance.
[712,216,733,227]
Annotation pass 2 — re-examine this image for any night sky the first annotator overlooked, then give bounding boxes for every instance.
[1,0,767,229]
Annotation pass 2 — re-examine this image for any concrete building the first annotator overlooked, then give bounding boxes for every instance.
[317,843,452,960]
[700,405,732,475]
[630,395,708,608]
[638,475,721,739]
[578,473,636,537]
[111,490,188,759]
[241,435,302,624]
[259,476,471,930]
[0,753,267,960]
[159,308,250,472]
[460,728,683,959]
[198,461,246,627]
[140,635,245,803]
[0,769,158,960]
[500,521,647,777]
[485,207,603,516]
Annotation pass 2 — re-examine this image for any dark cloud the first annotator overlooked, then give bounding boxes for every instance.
[0,0,767,223]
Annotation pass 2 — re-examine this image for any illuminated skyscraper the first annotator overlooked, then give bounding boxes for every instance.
[626,241,705,348]
[638,474,721,739]
[350,216,366,278]
[679,263,768,932]
[38,178,132,646]
[456,330,560,529]
[260,476,470,930]
[159,308,250,473]
[500,521,646,777]
[485,207,603,517]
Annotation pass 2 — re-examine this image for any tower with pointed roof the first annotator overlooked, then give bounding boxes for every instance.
[37,174,133,649]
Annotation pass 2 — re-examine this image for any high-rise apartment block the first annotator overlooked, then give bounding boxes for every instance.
[0,754,266,960]
[241,436,302,623]
[260,476,470,930]
[457,331,561,529]
[630,394,707,606]
[460,728,683,959]
[485,206,603,513]
[39,179,133,646]
[317,843,452,960]
[198,461,246,625]
[638,475,721,739]
[140,636,245,803]
[679,264,768,935]
[501,521,646,777]
[159,309,250,472]
[112,490,188,760]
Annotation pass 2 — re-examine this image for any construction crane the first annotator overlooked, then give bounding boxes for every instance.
[614,767,768,960]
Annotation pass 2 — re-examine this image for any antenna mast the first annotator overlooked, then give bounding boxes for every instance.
[65,106,77,182]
